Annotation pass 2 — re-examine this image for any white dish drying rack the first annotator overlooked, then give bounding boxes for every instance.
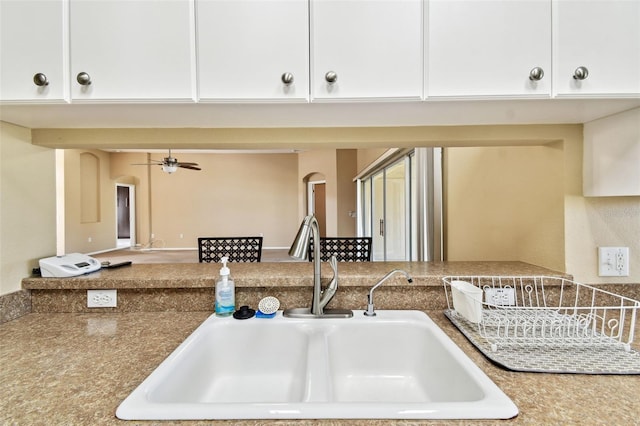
[443,276,640,353]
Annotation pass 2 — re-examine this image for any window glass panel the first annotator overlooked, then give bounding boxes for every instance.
[384,160,406,261]
[410,153,418,261]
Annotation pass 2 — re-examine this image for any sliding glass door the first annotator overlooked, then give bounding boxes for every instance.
[359,148,441,262]
[366,156,410,261]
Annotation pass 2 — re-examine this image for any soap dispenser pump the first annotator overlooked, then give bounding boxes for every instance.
[215,256,235,317]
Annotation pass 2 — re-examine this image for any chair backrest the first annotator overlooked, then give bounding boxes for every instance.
[309,237,372,262]
[198,237,263,263]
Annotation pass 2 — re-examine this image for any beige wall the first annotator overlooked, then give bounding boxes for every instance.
[357,148,389,173]
[0,122,56,296]
[336,149,357,236]
[442,123,640,284]
[562,130,640,284]
[296,149,360,237]
[147,153,299,248]
[65,151,301,251]
[445,142,565,271]
[110,152,150,245]
[61,148,364,254]
[2,120,638,298]
[297,150,338,234]
[64,149,117,253]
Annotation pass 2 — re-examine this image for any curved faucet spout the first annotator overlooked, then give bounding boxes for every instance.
[288,215,314,260]
[288,215,322,314]
[284,215,352,318]
[364,269,413,316]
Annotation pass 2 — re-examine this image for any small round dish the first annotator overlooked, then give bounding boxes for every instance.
[258,296,280,314]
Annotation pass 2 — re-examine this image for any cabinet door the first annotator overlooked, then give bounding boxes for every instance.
[310,0,423,100]
[427,0,551,98]
[197,0,309,101]
[554,0,640,97]
[0,0,68,102]
[70,0,195,101]
[583,108,640,196]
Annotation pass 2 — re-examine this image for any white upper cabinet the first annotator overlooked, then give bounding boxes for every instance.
[583,108,640,196]
[427,0,551,99]
[553,0,640,97]
[310,0,423,100]
[196,0,309,101]
[70,0,196,101]
[0,0,68,102]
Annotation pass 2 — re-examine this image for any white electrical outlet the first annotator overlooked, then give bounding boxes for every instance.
[484,287,516,306]
[598,247,630,276]
[87,289,117,308]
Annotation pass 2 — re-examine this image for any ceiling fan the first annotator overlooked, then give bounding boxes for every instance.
[133,149,201,173]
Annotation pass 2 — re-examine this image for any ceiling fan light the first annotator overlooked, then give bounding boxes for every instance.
[162,164,178,174]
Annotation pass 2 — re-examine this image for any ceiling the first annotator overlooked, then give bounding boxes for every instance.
[2,98,640,130]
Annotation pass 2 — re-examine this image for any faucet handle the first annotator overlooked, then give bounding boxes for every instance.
[319,255,338,310]
[329,255,337,274]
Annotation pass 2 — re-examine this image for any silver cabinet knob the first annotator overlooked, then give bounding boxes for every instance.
[281,72,294,85]
[529,67,544,81]
[33,73,49,86]
[76,72,92,85]
[325,71,338,84]
[573,66,589,80]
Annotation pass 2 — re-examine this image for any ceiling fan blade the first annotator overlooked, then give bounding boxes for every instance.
[178,164,201,171]
[130,150,203,171]
[132,158,163,164]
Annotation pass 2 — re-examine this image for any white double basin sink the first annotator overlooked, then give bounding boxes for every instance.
[116,310,517,420]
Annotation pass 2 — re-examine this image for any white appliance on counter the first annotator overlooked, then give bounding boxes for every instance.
[39,253,101,277]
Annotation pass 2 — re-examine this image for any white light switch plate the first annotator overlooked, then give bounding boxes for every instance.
[598,247,630,276]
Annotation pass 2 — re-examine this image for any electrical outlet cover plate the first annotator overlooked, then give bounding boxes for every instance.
[484,287,516,306]
[87,289,117,308]
[598,247,630,277]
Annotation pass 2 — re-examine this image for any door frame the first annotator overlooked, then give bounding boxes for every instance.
[115,183,136,247]
[307,180,326,236]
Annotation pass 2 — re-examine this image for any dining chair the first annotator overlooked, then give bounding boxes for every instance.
[308,237,372,262]
[198,236,263,263]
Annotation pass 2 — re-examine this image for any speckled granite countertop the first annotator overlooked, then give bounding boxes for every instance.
[1,310,639,425]
[21,261,580,315]
[7,261,639,424]
[23,261,569,290]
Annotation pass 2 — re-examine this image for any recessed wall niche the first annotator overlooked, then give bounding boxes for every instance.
[80,152,100,223]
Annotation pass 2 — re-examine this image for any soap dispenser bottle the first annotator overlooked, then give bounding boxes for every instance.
[215,256,235,317]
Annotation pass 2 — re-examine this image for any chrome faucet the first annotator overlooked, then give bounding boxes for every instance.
[364,269,413,316]
[283,215,353,318]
